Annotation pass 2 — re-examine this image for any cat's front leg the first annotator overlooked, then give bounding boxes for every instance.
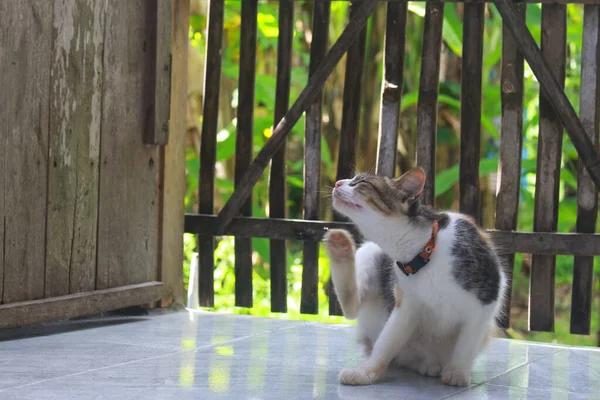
[339,298,417,386]
[441,315,489,387]
[324,229,359,319]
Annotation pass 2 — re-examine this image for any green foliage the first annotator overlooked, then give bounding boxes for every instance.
[186,3,600,345]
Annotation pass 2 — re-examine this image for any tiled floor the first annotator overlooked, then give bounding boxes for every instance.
[0,310,598,399]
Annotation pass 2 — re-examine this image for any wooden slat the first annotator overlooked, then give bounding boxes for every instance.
[0,1,52,303]
[459,2,485,221]
[301,1,330,316]
[495,3,526,329]
[198,0,225,308]
[0,0,3,303]
[269,0,294,313]
[0,1,6,303]
[571,4,600,335]
[185,215,600,257]
[336,2,368,188]
[215,0,380,233]
[159,0,189,306]
[376,1,408,178]
[329,0,368,316]
[46,0,105,298]
[97,0,160,289]
[0,282,164,329]
[495,1,600,191]
[143,0,172,145]
[529,3,566,332]
[234,0,259,308]
[415,0,445,205]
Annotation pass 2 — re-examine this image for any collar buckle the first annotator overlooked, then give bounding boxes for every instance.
[396,220,439,277]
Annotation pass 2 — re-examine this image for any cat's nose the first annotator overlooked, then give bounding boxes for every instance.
[335,181,343,188]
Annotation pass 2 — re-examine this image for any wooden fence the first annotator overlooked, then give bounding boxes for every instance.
[185,0,600,335]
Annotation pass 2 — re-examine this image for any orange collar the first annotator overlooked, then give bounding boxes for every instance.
[396,220,439,276]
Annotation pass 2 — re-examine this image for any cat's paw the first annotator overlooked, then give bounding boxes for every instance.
[324,229,355,262]
[339,366,382,386]
[441,365,471,387]
[417,360,442,377]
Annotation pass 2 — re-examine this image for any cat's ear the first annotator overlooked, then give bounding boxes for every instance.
[394,167,426,203]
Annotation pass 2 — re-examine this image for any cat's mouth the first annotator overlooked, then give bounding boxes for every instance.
[333,191,363,211]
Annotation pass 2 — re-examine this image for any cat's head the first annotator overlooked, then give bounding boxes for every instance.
[332,167,426,224]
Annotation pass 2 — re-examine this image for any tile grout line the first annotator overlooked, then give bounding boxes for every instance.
[0,320,309,394]
[485,382,590,397]
[439,348,567,399]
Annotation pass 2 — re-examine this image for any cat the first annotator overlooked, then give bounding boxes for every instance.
[323,167,506,387]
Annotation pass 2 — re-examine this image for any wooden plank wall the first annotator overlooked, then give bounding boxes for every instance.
[0,0,174,309]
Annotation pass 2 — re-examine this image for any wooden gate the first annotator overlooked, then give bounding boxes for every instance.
[0,0,188,328]
[186,0,600,335]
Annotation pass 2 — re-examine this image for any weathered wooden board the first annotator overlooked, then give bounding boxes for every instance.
[186,215,600,257]
[144,0,172,145]
[234,0,259,308]
[198,0,225,307]
[459,2,485,221]
[496,3,526,329]
[269,0,295,313]
[160,0,189,306]
[45,0,105,297]
[0,1,53,303]
[530,4,566,332]
[416,0,444,205]
[0,1,6,303]
[0,282,164,329]
[301,0,330,316]
[377,0,408,178]
[571,4,600,335]
[97,0,160,289]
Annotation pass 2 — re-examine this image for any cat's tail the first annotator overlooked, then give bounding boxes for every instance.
[323,229,360,319]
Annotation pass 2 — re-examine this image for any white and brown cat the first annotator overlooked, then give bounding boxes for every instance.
[324,167,506,387]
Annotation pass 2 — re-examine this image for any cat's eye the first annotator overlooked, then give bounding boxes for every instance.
[348,178,360,187]
[349,177,365,187]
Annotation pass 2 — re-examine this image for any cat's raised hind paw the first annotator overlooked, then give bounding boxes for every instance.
[324,229,355,262]
[441,365,471,387]
[339,367,382,386]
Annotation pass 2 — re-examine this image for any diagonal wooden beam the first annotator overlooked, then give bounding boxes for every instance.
[214,0,381,233]
[494,0,600,190]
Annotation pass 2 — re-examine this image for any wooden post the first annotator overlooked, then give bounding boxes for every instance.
[159,0,189,307]
[416,0,444,206]
[495,3,526,329]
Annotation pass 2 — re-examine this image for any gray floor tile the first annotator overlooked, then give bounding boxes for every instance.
[471,338,563,384]
[487,348,600,396]
[444,383,594,400]
[0,336,174,391]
